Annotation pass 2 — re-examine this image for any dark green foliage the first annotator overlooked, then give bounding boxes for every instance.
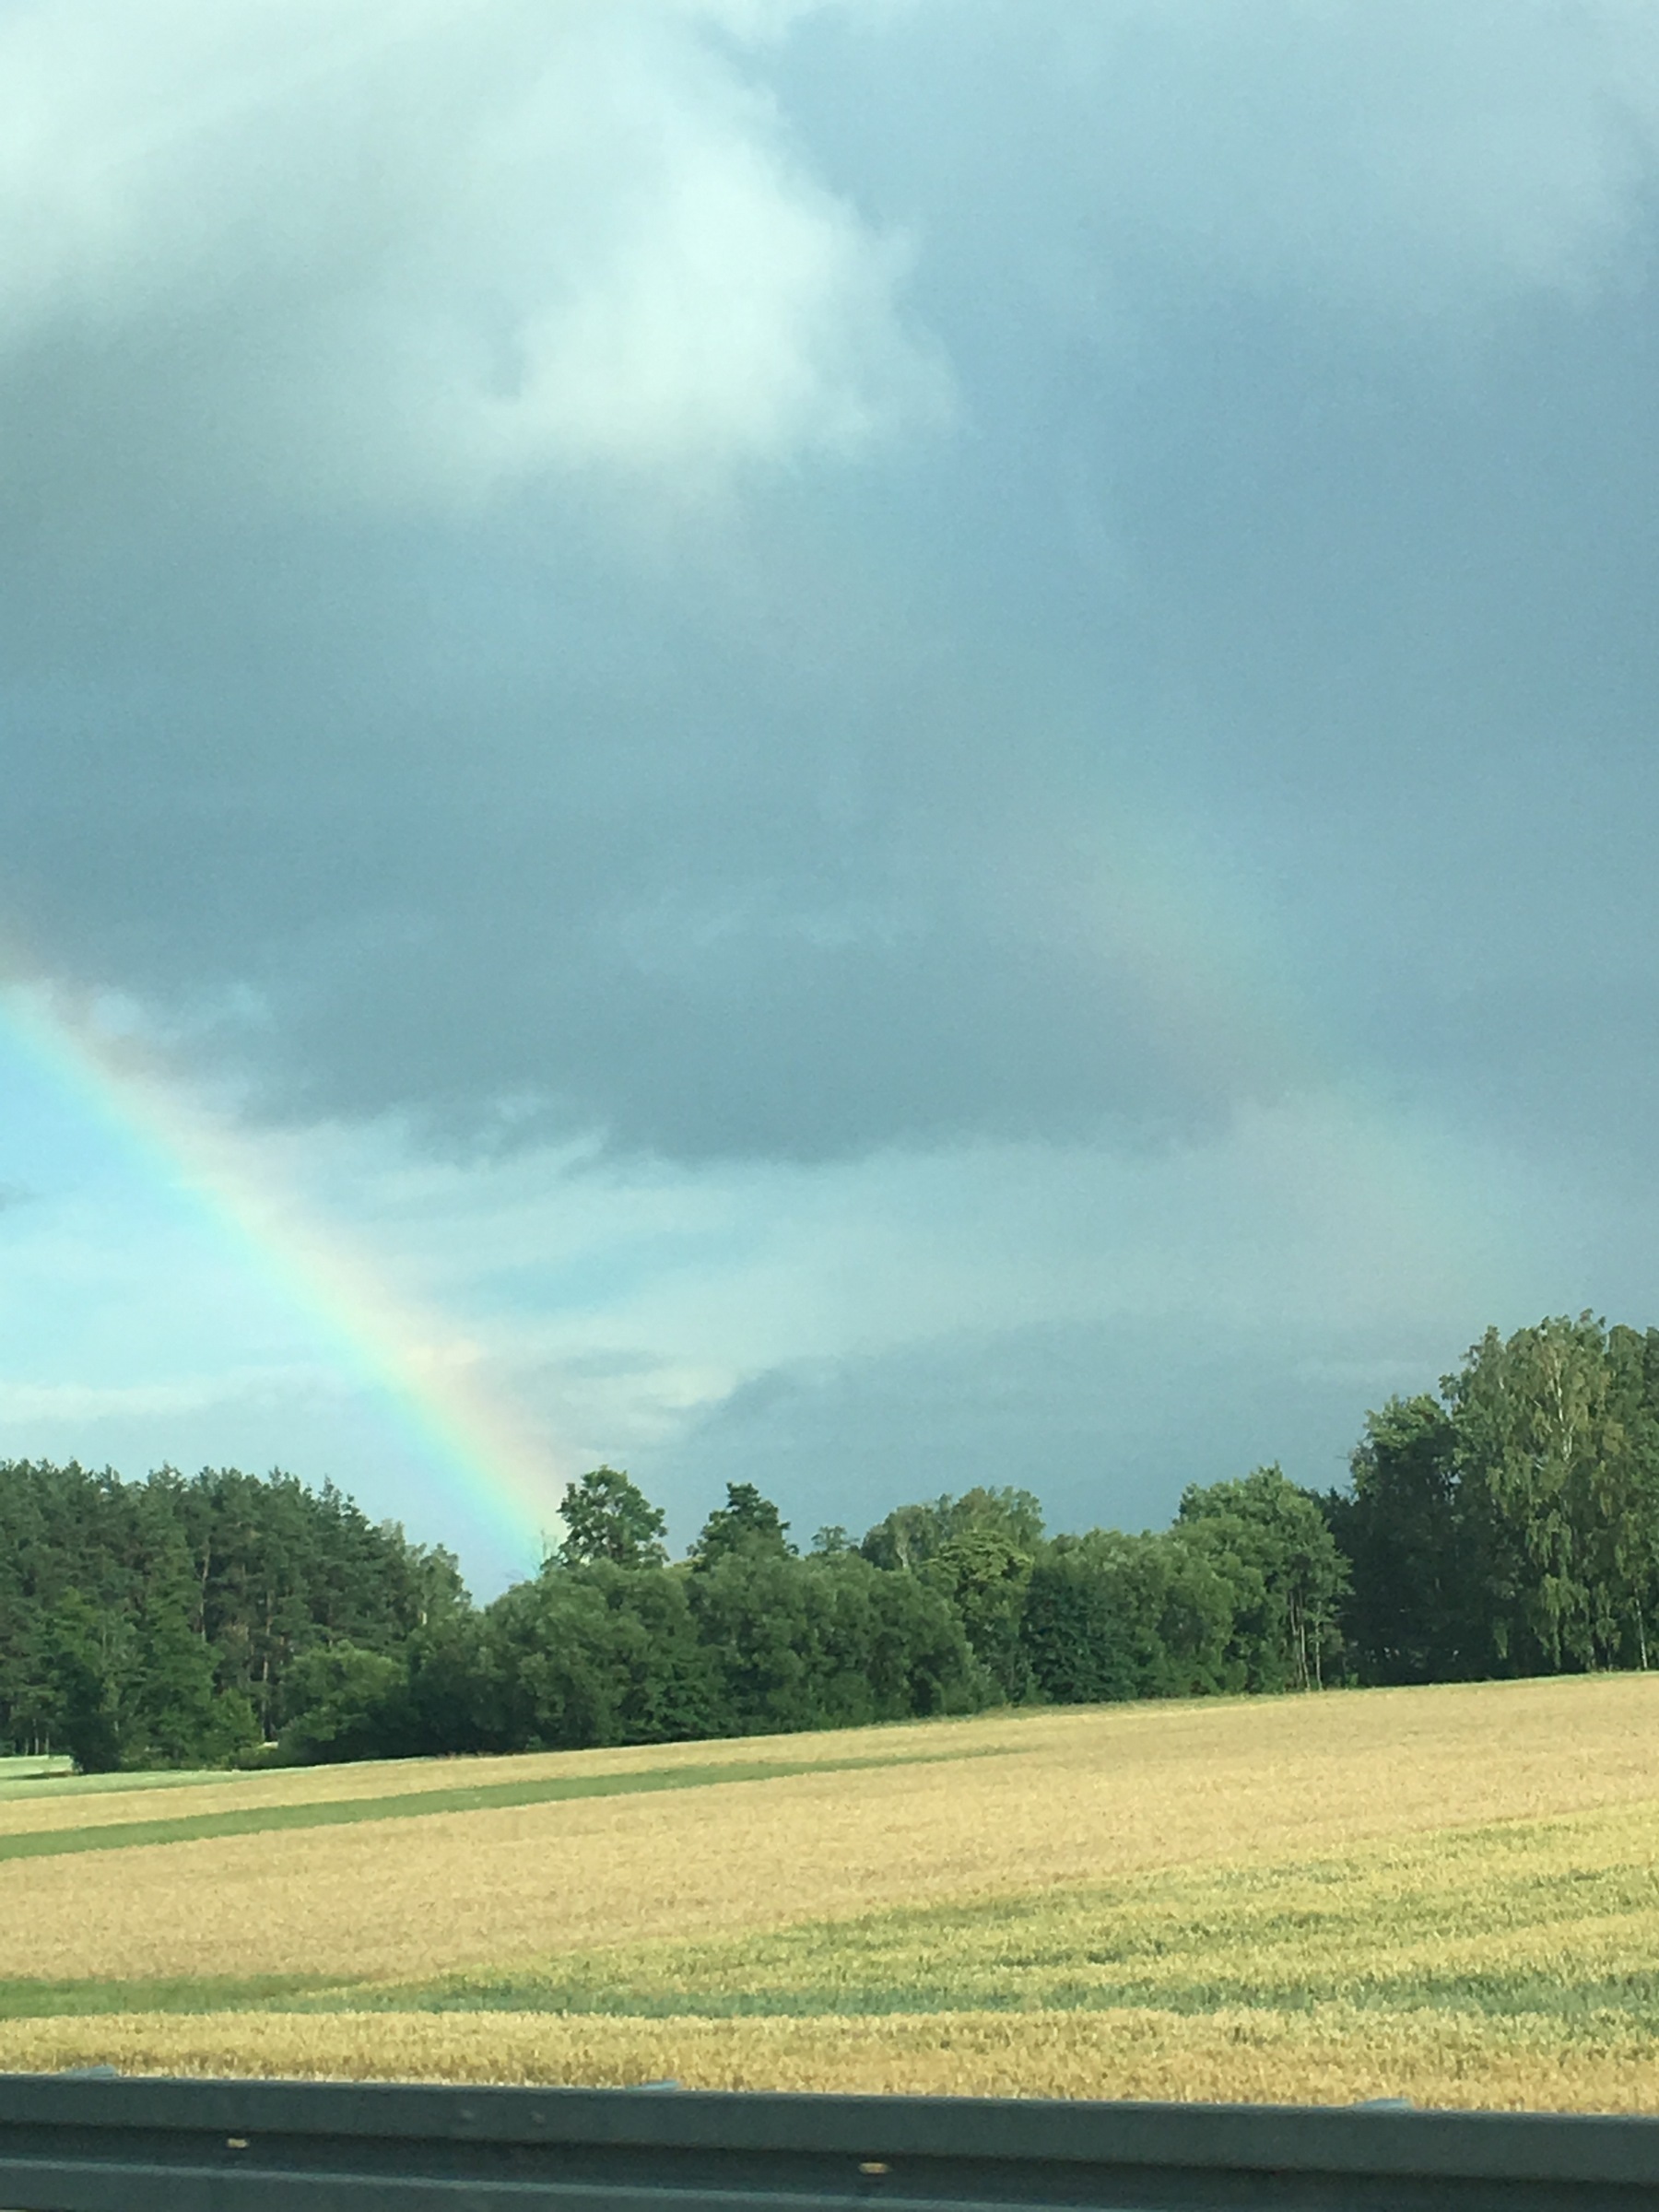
[690,1481,794,1568]
[860,1487,1045,1571]
[0,1459,465,1771]
[16,1314,1659,1775]
[1023,1531,1234,1703]
[554,1466,667,1570]
[1329,1394,1469,1683]
[685,1547,980,1734]
[482,1560,721,1750]
[920,1528,1035,1704]
[1174,1465,1350,1692]
[172,1465,465,1737]
[469,1544,979,1751]
[858,1487,1048,1706]
[276,1642,410,1765]
[403,1610,497,1758]
[1597,1324,1659,1666]
[37,1589,126,1774]
[1333,1315,1659,1683]
[134,1554,260,1770]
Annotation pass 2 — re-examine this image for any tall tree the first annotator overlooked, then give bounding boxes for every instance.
[554,1466,668,1570]
[1333,1394,1468,1683]
[921,1526,1036,1703]
[861,1488,1045,1572]
[1597,1325,1659,1666]
[1447,1315,1612,1673]
[1176,1466,1349,1691]
[0,1460,468,1767]
[690,1482,793,1569]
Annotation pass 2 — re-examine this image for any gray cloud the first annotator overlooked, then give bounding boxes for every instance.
[4,0,1659,1186]
[653,1314,1463,1554]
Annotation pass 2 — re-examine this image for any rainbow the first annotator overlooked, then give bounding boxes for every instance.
[0,830,1496,1584]
[0,973,560,1573]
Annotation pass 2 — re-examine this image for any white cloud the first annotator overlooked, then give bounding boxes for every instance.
[0,0,946,512]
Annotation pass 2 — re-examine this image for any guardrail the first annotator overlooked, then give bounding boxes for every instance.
[2,2071,1658,2209]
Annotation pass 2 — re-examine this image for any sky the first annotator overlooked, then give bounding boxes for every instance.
[4,0,1659,1593]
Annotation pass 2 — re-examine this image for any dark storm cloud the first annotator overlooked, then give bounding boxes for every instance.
[6,0,1659,1172]
[656,1314,1446,1553]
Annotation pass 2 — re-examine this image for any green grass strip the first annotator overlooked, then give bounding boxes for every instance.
[0,1768,232,1804]
[0,1745,991,1866]
[0,1975,340,2020]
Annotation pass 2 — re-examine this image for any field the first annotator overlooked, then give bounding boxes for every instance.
[4,1676,1659,2108]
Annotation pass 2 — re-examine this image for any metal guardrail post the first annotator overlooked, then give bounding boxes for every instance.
[1,2073,1658,2208]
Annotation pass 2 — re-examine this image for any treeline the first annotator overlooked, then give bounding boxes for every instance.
[3,1313,1656,1771]
[0,1465,464,1770]
[1335,1313,1659,1681]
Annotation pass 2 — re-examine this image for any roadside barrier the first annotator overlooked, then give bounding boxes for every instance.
[2,2069,1657,2208]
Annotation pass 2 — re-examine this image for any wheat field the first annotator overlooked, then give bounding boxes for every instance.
[5,1676,1659,2108]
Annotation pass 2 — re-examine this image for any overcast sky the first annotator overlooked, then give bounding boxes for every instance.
[3,0,1658,1590]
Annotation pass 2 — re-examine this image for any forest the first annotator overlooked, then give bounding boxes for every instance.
[3,1312,1656,1771]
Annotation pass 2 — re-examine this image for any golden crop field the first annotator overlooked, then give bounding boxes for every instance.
[5,1675,1659,2109]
